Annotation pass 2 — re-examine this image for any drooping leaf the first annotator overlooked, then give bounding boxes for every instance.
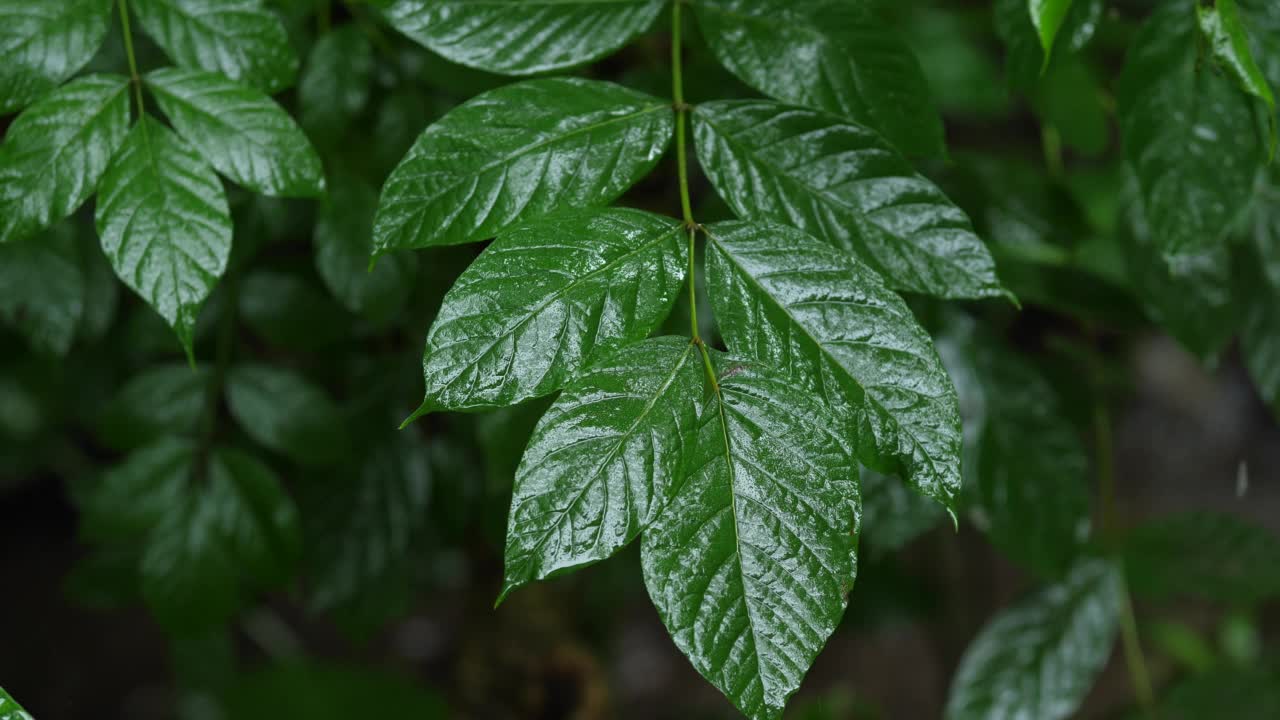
[298,25,373,146]
[412,208,685,414]
[0,74,131,244]
[1197,0,1276,117]
[381,0,664,75]
[95,116,233,354]
[1121,512,1280,605]
[145,67,324,197]
[704,220,962,510]
[995,0,1103,90]
[131,0,298,94]
[641,354,860,720]
[96,364,210,449]
[500,336,704,602]
[1118,2,1263,260]
[691,0,943,157]
[0,0,112,114]
[1029,0,1075,68]
[373,78,673,254]
[694,100,1006,300]
[0,686,33,720]
[945,558,1122,720]
[225,662,450,719]
[225,364,350,465]
[0,224,84,355]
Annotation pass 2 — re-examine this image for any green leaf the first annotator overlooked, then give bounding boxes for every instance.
[945,558,1122,720]
[237,269,350,351]
[0,74,131,244]
[82,437,194,543]
[95,116,233,355]
[690,0,943,157]
[145,67,324,197]
[694,100,1005,301]
[381,0,664,75]
[0,686,33,720]
[641,354,860,720]
[314,172,417,321]
[0,0,112,114]
[1118,2,1263,260]
[500,337,704,602]
[704,220,962,510]
[298,25,373,146]
[373,78,673,254]
[412,208,685,413]
[131,0,298,94]
[1198,0,1276,117]
[1029,0,1074,68]
[96,363,210,449]
[225,662,449,719]
[1243,201,1280,419]
[225,364,350,465]
[1237,0,1280,92]
[994,0,1102,90]
[1153,668,1280,719]
[1121,512,1280,605]
[860,467,945,555]
[206,448,302,586]
[0,224,84,355]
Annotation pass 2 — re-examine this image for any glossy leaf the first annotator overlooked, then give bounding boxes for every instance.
[145,67,325,197]
[1198,0,1275,116]
[225,364,350,465]
[501,337,704,601]
[0,74,131,244]
[0,0,112,114]
[95,116,232,354]
[1029,0,1074,67]
[1238,0,1280,92]
[1121,512,1280,605]
[373,78,673,254]
[705,220,962,510]
[96,364,210,449]
[945,558,1122,720]
[0,224,84,355]
[642,354,860,720]
[131,0,298,94]
[298,25,373,145]
[995,0,1103,89]
[412,208,685,413]
[691,0,942,157]
[694,100,1005,300]
[0,686,33,720]
[381,0,664,75]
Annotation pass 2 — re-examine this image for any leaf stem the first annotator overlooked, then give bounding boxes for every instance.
[1118,572,1157,717]
[116,0,146,118]
[687,225,699,339]
[672,0,694,228]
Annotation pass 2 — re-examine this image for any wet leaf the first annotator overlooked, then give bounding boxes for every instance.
[0,0,112,114]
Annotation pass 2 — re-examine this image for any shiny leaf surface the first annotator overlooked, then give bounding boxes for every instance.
[694,100,1005,300]
[705,220,962,510]
[225,364,350,465]
[0,687,33,720]
[413,208,685,413]
[146,67,324,197]
[373,78,672,254]
[642,354,860,720]
[1029,0,1075,65]
[501,337,704,601]
[691,0,942,157]
[0,0,112,114]
[1197,0,1275,116]
[382,0,664,75]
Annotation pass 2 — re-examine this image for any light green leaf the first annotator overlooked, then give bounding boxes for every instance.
[694,100,1005,300]
[641,354,860,720]
[145,67,324,197]
[225,364,350,465]
[705,219,962,510]
[95,116,232,355]
[945,558,1122,720]
[382,0,664,75]
[0,224,84,355]
[0,0,112,114]
[0,74,131,244]
[131,0,298,94]
[96,363,210,449]
[501,337,704,602]
[0,686,33,720]
[1121,512,1280,605]
[1029,0,1074,67]
[1198,0,1276,117]
[373,78,673,254]
[691,0,943,157]
[412,208,685,413]
[298,25,373,146]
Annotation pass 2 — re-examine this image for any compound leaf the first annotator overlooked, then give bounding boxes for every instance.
[501,336,704,602]
[412,208,685,413]
[225,364,350,465]
[373,77,672,255]
[694,100,1005,300]
[0,0,112,114]
[382,0,664,75]
[641,354,860,720]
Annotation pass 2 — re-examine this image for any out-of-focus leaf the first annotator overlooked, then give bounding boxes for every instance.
[1153,668,1280,719]
[860,467,946,554]
[96,364,209,449]
[1029,0,1075,65]
[225,364,349,465]
[1032,55,1108,157]
[225,662,449,719]
[0,224,84,355]
[0,0,112,114]
[0,686,33,720]
[237,269,350,350]
[1198,0,1276,118]
[1122,512,1280,605]
[298,25,373,146]
[995,0,1103,89]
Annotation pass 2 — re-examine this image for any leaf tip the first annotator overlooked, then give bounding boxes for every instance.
[399,400,433,429]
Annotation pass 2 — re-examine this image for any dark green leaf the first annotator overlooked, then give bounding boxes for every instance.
[146,67,324,197]
[1198,0,1276,116]
[1121,512,1280,605]
[82,436,194,543]
[642,354,860,720]
[225,364,349,465]
[1153,668,1280,719]
[96,364,210,449]
[0,224,84,355]
[382,0,664,75]
[298,25,373,145]
[705,220,962,510]
[0,74,131,244]
[373,78,673,254]
[226,662,449,719]
[413,208,685,413]
[501,337,704,601]
[95,116,233,355]
[995,0,1103,90]
[237,269,350,351]
[0,686,33,720]
[1243,199,1280,419]
[207,448,302,586]
[694,100,1005,300]
[0,0,112,114]
[1238,0,1280,92]
[131,0,298,94]
[691,0,942,157]
[945,558,1122,720]
[860,467,945,554]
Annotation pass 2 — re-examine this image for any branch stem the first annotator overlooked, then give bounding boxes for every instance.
[116,0,146,117]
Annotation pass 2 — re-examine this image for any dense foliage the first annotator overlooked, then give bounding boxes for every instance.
[2,0,1279,718]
